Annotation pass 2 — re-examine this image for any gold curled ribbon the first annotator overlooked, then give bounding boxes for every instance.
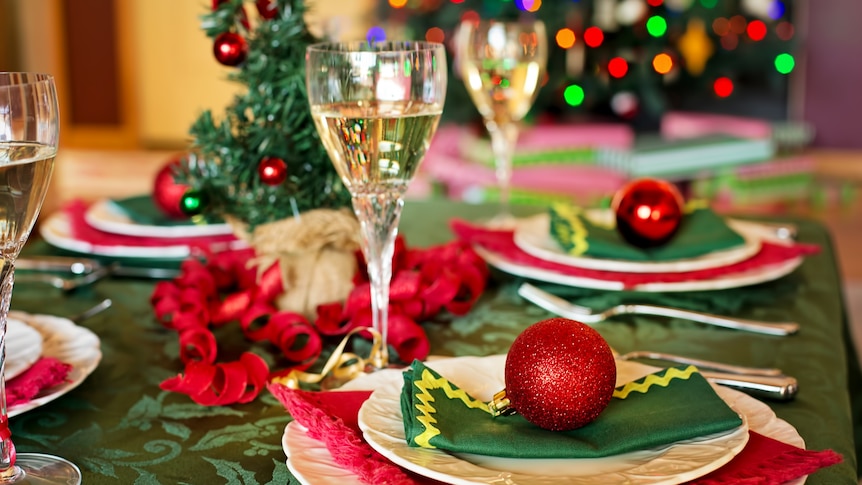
[270,326,388,390]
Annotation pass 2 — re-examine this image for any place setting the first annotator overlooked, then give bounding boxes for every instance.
[4,309,103,418]
[452,177,820,294]
[270,318,840,485]
[38,157,244,263]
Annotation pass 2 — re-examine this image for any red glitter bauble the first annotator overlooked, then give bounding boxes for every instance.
[504,318,616,431]
[153,158,191,219]
[612,178,684,248]
[213,32,248,67]
[255,0,279,19]
[257,157,288,185]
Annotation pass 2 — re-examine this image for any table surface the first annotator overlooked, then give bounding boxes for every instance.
[8,200,860,484]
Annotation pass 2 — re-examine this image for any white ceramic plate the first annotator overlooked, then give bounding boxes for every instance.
[39,211,246,260]
[85,198,234,239]
[358,355,749,485]
[513,213,762,273]
[5,318,44,380]
[7,311,102,418]
[474,245,804,292]
[282,356,804,485]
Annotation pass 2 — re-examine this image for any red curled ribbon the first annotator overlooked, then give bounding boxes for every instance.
[152,235,488,406]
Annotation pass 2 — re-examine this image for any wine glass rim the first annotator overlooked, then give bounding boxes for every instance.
[307,40,444,54]
[0,72,55,87]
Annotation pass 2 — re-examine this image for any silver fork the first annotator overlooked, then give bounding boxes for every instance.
[15,262,118,292]
[518,282,800,336]
[612,350,797,400]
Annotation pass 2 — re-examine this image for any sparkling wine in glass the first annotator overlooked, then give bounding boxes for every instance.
[457,19,548,226]
[306,41,447,367]
[0,73,81,483]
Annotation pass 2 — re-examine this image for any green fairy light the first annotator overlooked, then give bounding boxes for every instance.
[564,84,585,106]
[646,16,668,37]
[775,53,795,74]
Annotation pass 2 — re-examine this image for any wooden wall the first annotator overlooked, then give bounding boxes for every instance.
[9,0,376,151]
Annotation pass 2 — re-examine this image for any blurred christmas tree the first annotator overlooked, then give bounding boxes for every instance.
[181,0,351,229]
[377,0,798,130]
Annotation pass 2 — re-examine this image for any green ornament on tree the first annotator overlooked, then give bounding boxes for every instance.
[180,190,207,217]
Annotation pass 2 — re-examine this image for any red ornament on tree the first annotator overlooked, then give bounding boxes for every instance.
[612,177,684,248]
[258,157,288,185]
[213,32,248,67]
[497,318,616,431]
[153,158,192,219]
[255,0,279,19]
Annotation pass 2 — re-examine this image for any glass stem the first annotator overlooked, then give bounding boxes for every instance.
[488,122,519,222]
[352,192,404,368]
[0,262,19,481]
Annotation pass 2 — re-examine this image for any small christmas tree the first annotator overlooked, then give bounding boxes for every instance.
[181,0,352,229]
[178,0,360,318]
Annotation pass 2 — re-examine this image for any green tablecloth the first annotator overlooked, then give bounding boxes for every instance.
[9,200,861,484]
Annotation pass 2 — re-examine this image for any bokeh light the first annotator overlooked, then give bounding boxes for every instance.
[611,91,639,119]
[647,0,663,6]
[516,0,543,11]
[652,53,673,74]
[747,20,767,41]
[768,0,785,19]
[564,84,585,106]
[713,77,734,97]
[720,34,739,50]
[608,57,629,78]
[366,26,386,44]
[775,53,795,74]
[584,26,604,47]
[646,16,668,37]
[461,10,480,25]
[556,28,576,49]
[712,18,730,36]
[388,0,408,7]
[729,15,747,34]
[776,21,795,40]
[425,27,445,43]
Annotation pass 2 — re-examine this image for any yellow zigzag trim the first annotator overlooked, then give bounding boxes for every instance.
[684,198,710,213]
[412,368,490,448]
[613,365,698,399]
[550,203,589,255]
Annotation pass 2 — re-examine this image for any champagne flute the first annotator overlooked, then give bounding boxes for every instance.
[0,73,80,483]
[306,42,447,367]
[457,19,548,226]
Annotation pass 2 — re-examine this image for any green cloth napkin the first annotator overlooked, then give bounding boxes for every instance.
[108,196,222,226]
[401,360,742,459]
[548,203,746,261]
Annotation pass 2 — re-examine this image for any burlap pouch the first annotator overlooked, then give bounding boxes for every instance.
[228,208,361,319]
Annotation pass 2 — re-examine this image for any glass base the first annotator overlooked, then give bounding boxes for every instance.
[1,454,81,485]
